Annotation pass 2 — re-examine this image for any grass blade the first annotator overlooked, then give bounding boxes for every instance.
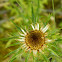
[9,0,21,16]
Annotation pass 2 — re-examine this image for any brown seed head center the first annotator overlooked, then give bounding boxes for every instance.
[25,30,45,50]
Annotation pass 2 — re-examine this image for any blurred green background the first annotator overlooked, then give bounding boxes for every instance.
[0,0,62,62]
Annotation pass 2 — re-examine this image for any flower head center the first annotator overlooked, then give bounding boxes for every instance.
[25,30,45,50]
[31,32,39,41]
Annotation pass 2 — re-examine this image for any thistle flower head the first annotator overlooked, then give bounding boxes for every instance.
[17,23,51,56]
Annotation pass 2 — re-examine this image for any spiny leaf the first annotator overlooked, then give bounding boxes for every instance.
[47,48,59,57]
[56,38,62,42]
[8,57,16,62]
[10,20,27,34]
[9,32,20,37]
[4,48,20,58]
[36,0,40,22]
[41,53,49,62]
[45,14,52,26]
[10,20,21,32]
[33,56,36,62]
[6,42,20,48]
[48,44,62,56]
[31,52,36,62]
[0,36,19,41]
[25,51,30,62]
[8,48,22,62]
[31,52,38,62]
[42,14,51,26]
[31,2,35,26]
[6,39,13,48]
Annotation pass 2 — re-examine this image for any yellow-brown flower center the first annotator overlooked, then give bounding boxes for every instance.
[25,30,45,50]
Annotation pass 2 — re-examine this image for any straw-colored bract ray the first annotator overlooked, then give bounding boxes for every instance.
[35,23,39,30]
[42,24,49,33]
[21,28,26,35]
[33,50,37,56]
[17,38,25,42]
[31,24,35,30]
